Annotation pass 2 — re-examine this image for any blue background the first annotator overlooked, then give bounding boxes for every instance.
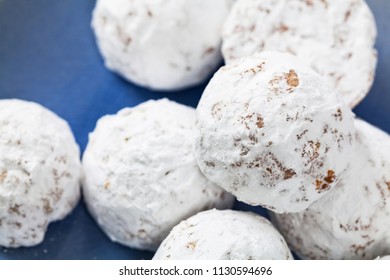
[0,0,388,259]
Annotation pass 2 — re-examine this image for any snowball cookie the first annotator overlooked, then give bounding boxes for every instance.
[222,0,377,108]
[92,0,234,91]
[0,99,81,248]
[271,119,390,259]
[153,209,293,260]
[195,51,355,213]
[82,99,234,251]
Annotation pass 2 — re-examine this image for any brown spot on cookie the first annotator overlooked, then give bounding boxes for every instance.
[297,129,308,140]
[231,161,243,168]
[233,137,242,147]
[205,161,215,167]
[186,240,197,251]
[285,70,299,88]
[350,240,375,255]
[386,181,390,191]
[301,141,321,162]
[344,10,351,22]
[240,113,255,130]
[245,152,295,183]
[305,0,313,6]
[248,134,258,143]
[275,23,289,33]
[56,155,67,164]
[49,188,64,202]
[286,112,300,122]
[13,222,22,229]
[269,75,283,91]
[335,74,345,86]
[203,47,215,57]
[240,146,250,156]
[286,47,297,55]
[42,199,53,215]
[256,115,264,128]
[0,170,7,184]
[262,204,276,211]
[333,108,343,121]
[315,179,329,192]
[284,169,296,180]
[116,26,132,47]
[8,204,22,215]
[9,237,16,246]
[211,103,223,120]
[52,169,60,185]
[324,170,336,184]
[323,124,329,134]
[375,183,387,210]
[243,62,265,75]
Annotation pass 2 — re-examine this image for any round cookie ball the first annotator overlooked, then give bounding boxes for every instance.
[82,99,235,251]
[195,51,355,213]
[0,99,81,248]
[271,119,390,259]
[222,0,377,108]
[153,209,293,260]
[92,0,234,91]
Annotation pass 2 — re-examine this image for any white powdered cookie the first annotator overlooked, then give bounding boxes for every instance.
[195,51,355,213]
[0,99,81,247]
[222,0,377,108]
[153,209,293,260]
[271,119,390,259]
[92,0,234,91]
[82,99,234,251]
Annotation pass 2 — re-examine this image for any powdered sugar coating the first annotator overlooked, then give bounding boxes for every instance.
[0,99,81,248]
[195,51,355,213]
[271,119,390,259]
[222,0,377,108]
[82,99,234,251]
[153,209,293,260]
[92,0,234,91]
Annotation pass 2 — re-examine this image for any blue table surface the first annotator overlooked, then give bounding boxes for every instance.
[0,0,389,260]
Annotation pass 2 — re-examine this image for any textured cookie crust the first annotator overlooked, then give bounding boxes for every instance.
[271,119,390,259]
[195,51,355,213]
[222,0,377,108]
[153,209,293,260]
[0,99,81,248]
[82,99,234,251]
[92,0,234,91]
